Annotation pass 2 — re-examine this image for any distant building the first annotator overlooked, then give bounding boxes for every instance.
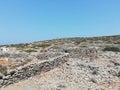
[0,47,9,53]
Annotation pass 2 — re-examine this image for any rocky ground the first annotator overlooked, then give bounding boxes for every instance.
[0,35,120,90]
[1,51,120,90]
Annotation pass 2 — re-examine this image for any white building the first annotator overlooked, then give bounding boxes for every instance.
[0,47,9,53]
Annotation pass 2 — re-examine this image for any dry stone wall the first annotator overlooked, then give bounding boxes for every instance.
[0,54,69,87]
[35,52,63,60]
[66,48,98,60]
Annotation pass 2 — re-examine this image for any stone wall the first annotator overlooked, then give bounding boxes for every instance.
[35,52,63,60]
[66,48,98,60]
[0,54,69,87]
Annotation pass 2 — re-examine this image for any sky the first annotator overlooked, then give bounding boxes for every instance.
[0,0,120,45]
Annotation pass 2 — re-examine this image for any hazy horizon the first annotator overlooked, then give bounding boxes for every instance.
[0,0,120,45]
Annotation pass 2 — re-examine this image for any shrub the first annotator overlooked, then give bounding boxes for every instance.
[40,49,47,52]
[74,39,87,45]
[52,45,60,49]
[114,41,120,44]
[24,49,37,53]
[10,43,29,48]
[103,46,120,52]
[36,44,50,48]
[80,45,87,48]
[0,65,7,75]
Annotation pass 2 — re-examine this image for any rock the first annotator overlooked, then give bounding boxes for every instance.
[91,70,99,75]
[108,70,117,76]
[117,71,120,77]
[0,80,3,85]
[9,71,16,76]
[110,60,120,66]
[90,78,98,84]
[57,82,66,89]
[3,76,10,80]
[0,73,4,79]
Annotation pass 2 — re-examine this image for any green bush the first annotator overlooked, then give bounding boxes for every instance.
[9,43,29,48]
[36,44,50,48]
[103,46,120,52]
[24,49,37,53]
[80,45,87,48]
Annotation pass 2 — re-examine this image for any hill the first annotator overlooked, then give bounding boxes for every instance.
[0,35,120,90]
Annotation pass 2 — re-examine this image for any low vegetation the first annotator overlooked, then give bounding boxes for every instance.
[80,45,87,48]
[74,38,87,45]
[37,44,50,48]
[103,46,120,52]
[32,44,50,49]
[9,43,29,48]
[11,59,32,69]
[52,45,60,49]
[24,49,37,53]
[0,65,7,75]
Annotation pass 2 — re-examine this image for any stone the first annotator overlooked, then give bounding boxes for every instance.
[0,73,4,79]
[91,70,99,75]
[9,71,16,76]
[117,71,120,77]
[90,78,98,84]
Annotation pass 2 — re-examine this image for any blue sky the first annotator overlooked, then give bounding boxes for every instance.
[0,0,120,44]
